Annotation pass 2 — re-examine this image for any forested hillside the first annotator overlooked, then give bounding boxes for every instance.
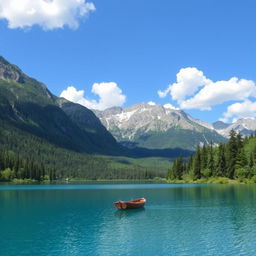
[168,130,256,182]
[0,123,169,181]
[0,56,193,181]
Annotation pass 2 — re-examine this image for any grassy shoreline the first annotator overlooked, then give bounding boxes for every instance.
[2,177,256,185]
[2,177,167,185]
[167,177,256,184]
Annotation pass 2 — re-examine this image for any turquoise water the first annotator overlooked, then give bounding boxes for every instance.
[1,184,256,256]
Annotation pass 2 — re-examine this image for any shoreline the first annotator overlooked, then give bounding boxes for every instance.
[167,177,256,184]
[1,177,256,185]
[0,178,167,185]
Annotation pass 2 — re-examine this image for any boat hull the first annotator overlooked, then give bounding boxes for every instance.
[114,198,146,210]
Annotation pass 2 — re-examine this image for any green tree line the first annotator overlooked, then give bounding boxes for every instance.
[168,130,256,181]
[0,123,166,181]
[0,150,56,181]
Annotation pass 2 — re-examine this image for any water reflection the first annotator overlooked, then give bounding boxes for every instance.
[114,208,146,219]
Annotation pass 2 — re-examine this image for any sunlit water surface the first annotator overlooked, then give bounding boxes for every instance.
[0,183,256,255]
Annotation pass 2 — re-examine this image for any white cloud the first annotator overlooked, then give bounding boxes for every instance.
[60,82,126,110]
[158,67,211,103]
[158,67,256,114]
[0,0,95,30]
[163,103,179,110]
[147,101,156,106]
[221,100,256,122]
[158,88,171,98]
[181,78,256,110]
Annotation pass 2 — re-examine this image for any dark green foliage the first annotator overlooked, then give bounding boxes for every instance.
[168,129,256,181]
[216,144,226,177]
[193,145,201,179]
[0,121,167,181]
[207,141,215,176]
[227,129,238,178]
[235,148,247,169]
[168,157,185,180]
[0,150,56,181]
[201,145,208,170]
[249,153,254,168]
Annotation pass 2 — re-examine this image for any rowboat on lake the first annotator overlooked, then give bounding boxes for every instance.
[114,198,146,210]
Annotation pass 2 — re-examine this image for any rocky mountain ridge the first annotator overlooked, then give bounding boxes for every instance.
[95,103,205,139]
[94,103,226,150]
[211,119,256,137]
[94,103,256,149]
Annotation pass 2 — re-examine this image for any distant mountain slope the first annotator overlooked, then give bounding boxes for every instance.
[94,103,226,150]
[185,116,256,138]
[212,121,230,130]
[213,119,256,137]
[0,56,123,155]
[57,99,125,154]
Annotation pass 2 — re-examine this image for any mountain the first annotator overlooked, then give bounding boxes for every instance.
[94,103,226,150]
[0,56,123,155]
[212,119,256,137]
[189,117,256,138]
[57,98,125,153]
[212,121,230,130]
[0,56,193,180]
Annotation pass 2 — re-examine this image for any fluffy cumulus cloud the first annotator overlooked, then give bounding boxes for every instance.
[221,100,256,123]
[158,67,256,121]
[158,67,211,103]
[180,78,256,110]
[60,82,126,110]
[0,0,95,30]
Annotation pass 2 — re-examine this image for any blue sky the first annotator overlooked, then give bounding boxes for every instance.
[0,0,256,123]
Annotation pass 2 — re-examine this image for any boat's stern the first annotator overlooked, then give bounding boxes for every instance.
[114,201,127,209]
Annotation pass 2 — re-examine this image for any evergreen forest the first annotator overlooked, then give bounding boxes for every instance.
[168,130,256,183]
[0,123,166,182]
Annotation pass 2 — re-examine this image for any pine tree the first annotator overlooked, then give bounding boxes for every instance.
[187,155,193,172]
[193,145,201,179]
[201,145,208,170]
[176,157,184,180]
[235,148,247,170]
[167,165,175,180]
[253,145,256,162]
[207,141,215,176]
[249,153,254,168]
[236,132,243,150]
[227,129,237,179]
[216,144,226,177]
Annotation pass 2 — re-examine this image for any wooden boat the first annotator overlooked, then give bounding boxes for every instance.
[114,198,146,210]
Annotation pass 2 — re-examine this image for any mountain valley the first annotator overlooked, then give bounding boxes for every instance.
[1,56,256,180]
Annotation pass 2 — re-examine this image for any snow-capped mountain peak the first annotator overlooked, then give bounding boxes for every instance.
[93,102,226,150]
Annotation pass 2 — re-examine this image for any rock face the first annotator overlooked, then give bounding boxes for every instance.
[213,119,256,137]
[0,56,24,83]
[96,103,204,138]
[188,117,256,138]
[94,103,226,150]
[212,121,230,130]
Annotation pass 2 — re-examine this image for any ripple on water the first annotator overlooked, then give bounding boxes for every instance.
[0,184,256,256]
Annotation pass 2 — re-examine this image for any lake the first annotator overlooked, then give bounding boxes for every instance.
[0,183,256,256]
